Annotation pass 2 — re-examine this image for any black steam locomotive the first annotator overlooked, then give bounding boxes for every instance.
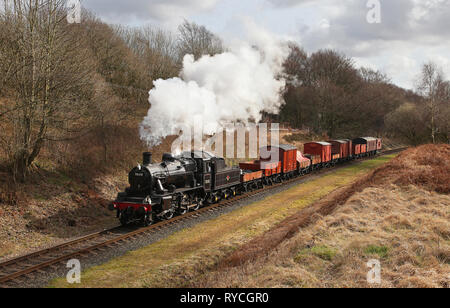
[112,151,241,226]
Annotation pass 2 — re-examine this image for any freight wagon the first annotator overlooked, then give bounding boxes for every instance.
[328,140,350,162]
[353,137,378,157]
[297,151,312,175]
[263,144,298,178]
[303,142,332,169]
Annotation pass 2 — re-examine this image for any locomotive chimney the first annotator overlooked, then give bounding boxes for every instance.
[143,152,152,165]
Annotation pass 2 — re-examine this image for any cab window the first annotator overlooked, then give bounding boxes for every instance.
[204,162,211,173]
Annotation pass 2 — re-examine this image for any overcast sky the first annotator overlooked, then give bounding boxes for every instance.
[82,0,450,90]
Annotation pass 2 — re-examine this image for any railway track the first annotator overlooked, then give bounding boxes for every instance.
[0,147,406,287]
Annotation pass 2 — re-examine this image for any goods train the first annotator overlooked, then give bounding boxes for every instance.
[110,137,382,226]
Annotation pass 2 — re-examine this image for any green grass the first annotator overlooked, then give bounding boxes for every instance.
[365,245,389,259]
[296,245,338,262]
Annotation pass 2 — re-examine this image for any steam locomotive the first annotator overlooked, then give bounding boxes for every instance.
[111,137,382,226]
[112,151,241,226]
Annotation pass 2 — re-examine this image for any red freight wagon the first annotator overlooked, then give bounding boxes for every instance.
[328,140,349,159]
[239,160,281,177]
[241,170,263,183]
[262,145,298,174]
[304,142,332,163]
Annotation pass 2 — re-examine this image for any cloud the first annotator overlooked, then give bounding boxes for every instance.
[82,0,220,24]
[295,0,450,88]
[266,0,315,8]
[80,0,450,89]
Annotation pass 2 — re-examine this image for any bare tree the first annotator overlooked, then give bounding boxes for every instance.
[359,67,390,84]
[0,0,95,181]
[177,20,224,61]
[416,62,446,144]
[120,25,180,81]
[436,81,450,143]
[283,42,309,86]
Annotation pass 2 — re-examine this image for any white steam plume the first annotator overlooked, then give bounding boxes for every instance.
[140,24,289,147]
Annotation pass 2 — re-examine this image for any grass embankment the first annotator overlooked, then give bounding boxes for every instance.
[50,154,397,288]
[195,145,450,288]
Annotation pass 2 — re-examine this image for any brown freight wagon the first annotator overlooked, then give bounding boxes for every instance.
[353,137,377,156]
[262,144,298,174]
[328,140,349,160]
[304,142,332,164]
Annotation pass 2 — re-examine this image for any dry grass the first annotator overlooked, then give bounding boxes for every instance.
[193,185,449,288]
[49,145,448,288]
[190,145,450,288]
[0,172,120,259]
[49,153,397,288]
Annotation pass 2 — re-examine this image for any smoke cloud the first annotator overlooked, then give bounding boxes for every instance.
[140,26,289,147]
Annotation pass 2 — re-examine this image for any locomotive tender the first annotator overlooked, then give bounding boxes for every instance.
[111,138,382,226]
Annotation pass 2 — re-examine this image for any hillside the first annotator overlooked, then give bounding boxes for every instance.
[0,136,179,259]
[48,145,449,288]
[195,144,450,288]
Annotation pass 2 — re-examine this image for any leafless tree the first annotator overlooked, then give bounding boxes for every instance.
[416,62,447,144]
[0,0,95,181]
[436,81,450,143]
[177,20,224,61]
[283,42,309,86]
[359,67,390,84]
[120,25,180,81]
